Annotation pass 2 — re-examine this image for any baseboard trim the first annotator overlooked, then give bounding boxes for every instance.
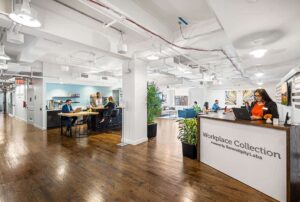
[34,124,45,130]
[14,116,27,122]
[123,137,148,145]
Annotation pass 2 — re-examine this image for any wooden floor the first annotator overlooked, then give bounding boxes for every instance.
[0,115,276,202]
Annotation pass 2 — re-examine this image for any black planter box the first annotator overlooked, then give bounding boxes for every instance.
[182,142,197,159]
[147,123,157,138]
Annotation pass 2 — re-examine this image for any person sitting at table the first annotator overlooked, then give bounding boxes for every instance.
[101,96,116,124]
[203,102,210,113]
[245,101,251,113]
[105,96,116,112]
[250,89,279,120]
[193,101,201,113]
[211,99,221,112]
[62,99,77,134]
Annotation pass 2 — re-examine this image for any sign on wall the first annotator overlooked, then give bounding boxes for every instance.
[200,118,287,202]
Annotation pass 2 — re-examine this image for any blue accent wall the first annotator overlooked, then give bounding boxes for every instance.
[46,83,112,107]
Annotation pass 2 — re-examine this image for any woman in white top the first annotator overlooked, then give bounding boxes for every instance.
[95,92,103,106]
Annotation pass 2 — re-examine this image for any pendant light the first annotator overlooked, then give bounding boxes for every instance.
[0,45,11,61]
[117,32,128,54]
[9,0,41,28]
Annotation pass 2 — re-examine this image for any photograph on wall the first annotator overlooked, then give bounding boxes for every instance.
[281,82,288,106]
[225,91,237,105]
[175,96,188,106]
[242,90,254,104]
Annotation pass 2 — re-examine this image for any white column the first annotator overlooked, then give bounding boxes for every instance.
[122,59,147,145]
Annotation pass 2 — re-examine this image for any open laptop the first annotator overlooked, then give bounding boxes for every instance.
[232,108,251,120]
[73,107,82,113]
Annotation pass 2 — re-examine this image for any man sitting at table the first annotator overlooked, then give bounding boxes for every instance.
[211,99,221,112]
[62,99,77,134]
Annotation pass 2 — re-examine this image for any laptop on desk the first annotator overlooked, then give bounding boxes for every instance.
[73,107,82,113]
[232,108,251,121]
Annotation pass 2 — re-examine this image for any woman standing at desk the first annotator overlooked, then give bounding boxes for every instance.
[250,89,279,120]
[95,92,103,106]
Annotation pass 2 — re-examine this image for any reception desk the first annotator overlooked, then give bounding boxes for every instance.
[198,113,300,202]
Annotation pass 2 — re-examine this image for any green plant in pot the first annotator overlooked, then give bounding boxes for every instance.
[177,118,198,159]
[147,83,162,138]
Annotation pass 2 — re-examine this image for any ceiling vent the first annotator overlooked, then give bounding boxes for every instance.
[80,73,89,78]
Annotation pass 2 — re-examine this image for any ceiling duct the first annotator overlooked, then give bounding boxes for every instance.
[80,73,89,78]
[173,56,198,68]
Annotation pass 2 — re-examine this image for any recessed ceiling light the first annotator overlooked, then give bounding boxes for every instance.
[9,0,41,28]
[257,82,264,86]
[250,49,268,58]
[255,71,264,77]
[147,55,159,60]
[88,70,99,74]
[61,65,69,72]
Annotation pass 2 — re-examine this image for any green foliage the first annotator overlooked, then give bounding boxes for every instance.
[147,83,162,124]
[177,118,198,145]
[193,105,201,113]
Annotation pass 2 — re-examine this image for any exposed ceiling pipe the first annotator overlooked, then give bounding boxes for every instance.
[52,0,123,34]
[87,0,245,78]
[2,73,58,79]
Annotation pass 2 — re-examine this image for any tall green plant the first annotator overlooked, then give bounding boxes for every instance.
[177,118,198,145]
[147,84,162,124]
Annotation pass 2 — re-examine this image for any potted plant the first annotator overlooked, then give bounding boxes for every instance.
[147,83,162,138]
[177,118,198,159]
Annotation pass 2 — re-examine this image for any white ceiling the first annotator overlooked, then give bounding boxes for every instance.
[208,0,300,82]
[0,0,299,88]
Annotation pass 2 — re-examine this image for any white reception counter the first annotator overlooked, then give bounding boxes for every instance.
[198,113,300,202]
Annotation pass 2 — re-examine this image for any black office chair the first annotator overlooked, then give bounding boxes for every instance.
[101,109,119,129]
[109,109,119,127]
[74,116,89,137]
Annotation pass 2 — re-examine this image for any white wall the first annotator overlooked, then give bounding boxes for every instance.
[189,87,207,107]
[161,87,207,109]
[14,84,27,122]
[33,79,44,129]
[206,82,277,108]
[160,82,281,116]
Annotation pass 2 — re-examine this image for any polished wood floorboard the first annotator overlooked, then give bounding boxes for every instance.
[0,115,276,202]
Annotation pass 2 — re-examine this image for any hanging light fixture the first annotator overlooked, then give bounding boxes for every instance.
[117,32,128,54]
[0,45,11,61]
[9,0,41,28]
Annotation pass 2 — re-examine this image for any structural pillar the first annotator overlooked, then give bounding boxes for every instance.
[122,59,147,145]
